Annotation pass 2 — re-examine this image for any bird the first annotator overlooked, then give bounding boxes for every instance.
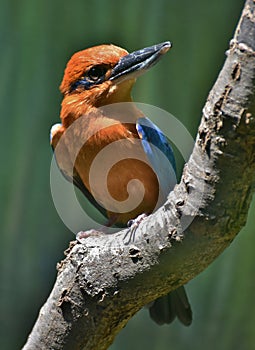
[50,41,192,326]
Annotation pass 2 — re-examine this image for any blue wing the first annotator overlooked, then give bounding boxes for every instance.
[136,117,177,199]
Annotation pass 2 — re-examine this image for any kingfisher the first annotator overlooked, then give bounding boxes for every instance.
[50,41,192,326]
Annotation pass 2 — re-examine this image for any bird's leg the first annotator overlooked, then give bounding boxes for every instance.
[76,229,103,241]
[77,213,147,244]
[76,216,119,242]
[123,213,148,244]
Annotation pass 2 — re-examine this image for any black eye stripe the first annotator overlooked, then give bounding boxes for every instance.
[70,64,108,92]
[70,79,92,91]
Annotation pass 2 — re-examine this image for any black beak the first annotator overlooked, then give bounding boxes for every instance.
[109,41,171,82]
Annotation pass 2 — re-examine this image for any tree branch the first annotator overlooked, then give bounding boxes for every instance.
[23,1,255,349]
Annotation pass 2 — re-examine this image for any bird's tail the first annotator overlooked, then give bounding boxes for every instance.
[149,286,192,326]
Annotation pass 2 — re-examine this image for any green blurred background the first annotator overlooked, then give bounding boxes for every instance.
[1,0,255,349]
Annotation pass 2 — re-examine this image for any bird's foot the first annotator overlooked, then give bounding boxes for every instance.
[76,229,102,242]
[123,213,148,244]
[76,221,118,243]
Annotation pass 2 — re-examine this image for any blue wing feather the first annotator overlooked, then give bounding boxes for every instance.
[136,117,177,199]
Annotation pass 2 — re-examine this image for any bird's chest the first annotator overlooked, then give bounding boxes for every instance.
[71,120,160,222]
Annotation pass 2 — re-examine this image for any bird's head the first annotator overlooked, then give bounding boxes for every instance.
[60,42,171,123]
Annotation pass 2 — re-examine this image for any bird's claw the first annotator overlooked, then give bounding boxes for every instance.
[76,229,102,243]
[123,213,148,244]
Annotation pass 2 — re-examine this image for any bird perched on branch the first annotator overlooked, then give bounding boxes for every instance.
[50,41,192,326]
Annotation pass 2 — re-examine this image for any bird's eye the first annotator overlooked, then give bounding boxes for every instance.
[87,65,108,82]
[69,65,108,92]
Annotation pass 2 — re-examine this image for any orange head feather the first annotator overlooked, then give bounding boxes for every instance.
[60,44,128,94]
[59,42,171,127]
[60,44,134,126]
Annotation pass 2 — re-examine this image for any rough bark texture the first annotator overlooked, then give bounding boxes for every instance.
[23,1,255,349]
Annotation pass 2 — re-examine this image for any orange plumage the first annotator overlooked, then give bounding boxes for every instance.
[51,44,164,225]
[50,42,193,327]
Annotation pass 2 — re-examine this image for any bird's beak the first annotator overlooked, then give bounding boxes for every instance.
[109,41,171,83]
